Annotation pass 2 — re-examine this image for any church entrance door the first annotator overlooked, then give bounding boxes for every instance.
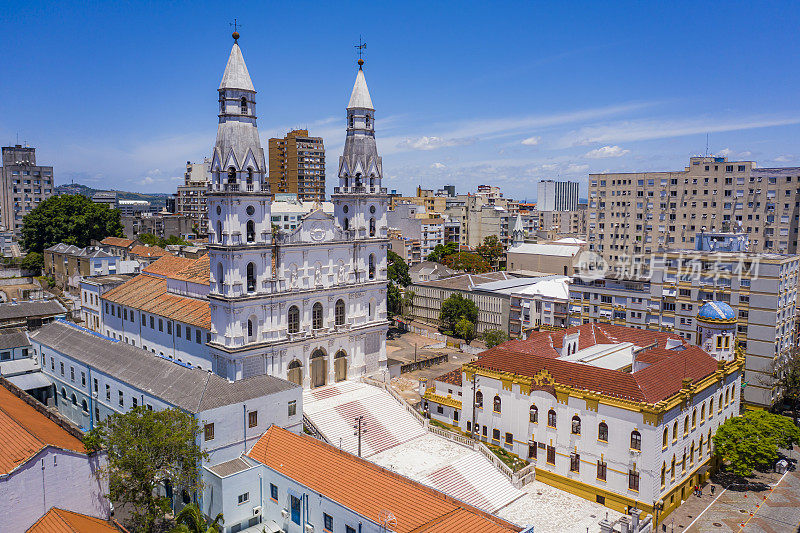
[310,349,327,388]
[287,359,303,386]
[334,350,347,382]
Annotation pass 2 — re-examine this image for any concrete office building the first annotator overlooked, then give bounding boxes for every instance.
[176,158,212,235]
[91,191,117,208]
[0,145,54,235]
[268,129,325,202]
[588,156,800,272]
[537,180,579,212]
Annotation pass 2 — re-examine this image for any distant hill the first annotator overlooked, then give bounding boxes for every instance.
[55,184,172,209]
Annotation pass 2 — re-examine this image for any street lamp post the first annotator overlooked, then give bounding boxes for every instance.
[353,416,367,457]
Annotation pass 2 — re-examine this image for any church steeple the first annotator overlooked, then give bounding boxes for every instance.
[338,60,381,192]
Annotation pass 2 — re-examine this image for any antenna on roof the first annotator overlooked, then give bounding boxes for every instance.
[705,133,709,157]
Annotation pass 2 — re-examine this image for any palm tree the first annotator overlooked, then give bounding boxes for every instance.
[170,503,223,533]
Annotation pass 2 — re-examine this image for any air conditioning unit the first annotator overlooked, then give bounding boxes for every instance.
[305,525,314,533]
[252,506,262,517]
[281,509,289,520]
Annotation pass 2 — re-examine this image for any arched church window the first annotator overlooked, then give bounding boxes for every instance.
[355,173,362,188]
[247,168,254,185]
[227,167,236,183]
[343,205,349,213]
[571,415,581,435]
[348,114,354,128]
[529,405,538,423]
[343,218,349,231]
[630,430,642,451]
[246,262,256,293]
[241,96,248,114]
[217,221,223,244]
[246,220,255,243]
[369,217,376,237]
[493,395,501,413]
[287,306,300,334]
[476,391,483,408]
[335,299,345,326]
[365,114,371,128]
[312,302,323,330]
[369,205,376,214]
[217,263,224,286]
[247,318,254,339]
[246,205,255,216]
[368,254,375,280]
[548,409,557,428]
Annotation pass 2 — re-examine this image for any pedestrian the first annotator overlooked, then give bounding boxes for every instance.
[711,485,716,496]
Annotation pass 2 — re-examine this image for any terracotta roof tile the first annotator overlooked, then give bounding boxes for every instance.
[247,427,521,533]
[26,508,125,532]
[102,274,210,329]
[0,384,86,476]
[475,324,721,404]
[129,245,169,258]
[435,368,462,387]
[100,237,135,248]
[143,254,210,284]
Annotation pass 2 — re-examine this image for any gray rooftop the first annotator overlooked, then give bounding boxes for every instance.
[0,328,30,350]
[0,300,66,321]
[31,321,299,413]
[206,456,257,478]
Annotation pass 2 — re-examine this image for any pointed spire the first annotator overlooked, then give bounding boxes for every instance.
[513,214,524,233]
[347,64,374,110]
[219,42,255,92]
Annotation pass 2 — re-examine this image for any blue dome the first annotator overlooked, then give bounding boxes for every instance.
[697,301,736,322]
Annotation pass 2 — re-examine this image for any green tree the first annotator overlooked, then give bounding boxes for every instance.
[401,289,415,317]
[440,293,478,333]
[387,282,402,318]
[20,194,123,254]
[388,250,411,287]
[441,252,491,273]
[84,407,208,533]
[712,410,800,477]
[476,235,504,268]
[455,318,475,344]
[770,348,800,426]
[483,329,508,348]
[170,503,223,533]
[138,233,188,248]
[426,242,458,263]
[20,252,43,273]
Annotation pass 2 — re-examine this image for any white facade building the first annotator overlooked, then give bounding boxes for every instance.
[537,180,579,212]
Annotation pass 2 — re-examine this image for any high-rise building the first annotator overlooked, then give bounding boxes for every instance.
[176,158,211,235]
[588,156,800,271]
[0,145,54,234]
[268,129,325,202]
[537,179,579,211]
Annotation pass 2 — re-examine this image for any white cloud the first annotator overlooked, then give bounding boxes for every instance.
[774,155,795,163]
[566,164,589,173]
[521,136,541,146]
[398,136,476,151]
[430,162,447,169]
[140,176,155,185]
[717,148,732,157]
[585,145,630,159]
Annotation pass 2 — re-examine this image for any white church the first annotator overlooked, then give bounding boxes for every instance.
[97,34,389,388]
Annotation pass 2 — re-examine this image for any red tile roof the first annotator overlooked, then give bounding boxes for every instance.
[129,245,169,258]
[248,427,521,533]
[435,368,462,387]
[143,254,210,284]
[26,508,125,533]
[102,274,210,329]
[100,237,135,248]
[0,384,86,476]
[473,324,720,404]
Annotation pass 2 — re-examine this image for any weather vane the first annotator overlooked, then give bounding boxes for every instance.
[355,35,367,66]
[230,19,241,42]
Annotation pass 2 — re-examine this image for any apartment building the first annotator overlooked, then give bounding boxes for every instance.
[507,275,570,337]
[537,180,579,211]
[536,207,587,241]
[43,243,120,293]
[270,195,334,232]
[0,145,54,234]
[176,158,211,235]
[588,156,800,272]
[267,129,325,202]
[387,202,445,263]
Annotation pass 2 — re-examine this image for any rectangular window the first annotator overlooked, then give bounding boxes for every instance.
[123,308,127,321]
[176,324,181,337]
[238,492,249,505]
[270,483,278,501]
[547,445,556,464]
[629,470,640,491]
[132,397,137,408]
[204,423,215,441]
[186,327,191,340]
[158,319,163,332]
[196,329,201,343]
[81,372,86,387]
[505,432,513,445]
[346,527,356,533]
[528,443,537,459]
[570,453,580,472]
[70,367,75,381]
[150,316,154,329]
[248,411,257,428]
[323,514,333,531]
[492,428,500,441]
[106,384,110,401]
[597,461,607,481]
[167,321,172,335]
[93,378,98,392]
[118,390,124,407]
[288,400,297,417]
[290,495,301,524]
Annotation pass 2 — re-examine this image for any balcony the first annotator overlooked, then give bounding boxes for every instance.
[333,186,388,195]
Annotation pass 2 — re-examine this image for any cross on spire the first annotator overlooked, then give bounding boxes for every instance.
[230,18,241,42]
[354,35,367,67]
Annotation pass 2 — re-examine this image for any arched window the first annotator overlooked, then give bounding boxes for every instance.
[82,399,88,413]
[368,299,375,321]
[217,221,223,244]
[288,306,300,334]
[348,114,354,128]
[529,405,538,423]
[220,96,225,113]
[247,168,254,185]
[365,114,371,128]
[548,409,557,428]
[476,391,483,408]
[671,455,676,480]
[701,404,706,422]
[369,217,376,237]
[699,436,704,456]
[684,415,689,435]
[227,167,236,183]
[598,422,609,442]
[725,389,729,405]
[61,388,66,399]
[335,299,345,326]
[690,441,695,465]
[246,220,255,243]
[493,395,501,413]
[343,218,349,231]
[71,393,77,406]
[571,415,581,435]
[708,429,712,454]
[630,430,641,451]
[709,397,714,416]
[692,409,697,429]
[246,262,256,293]
[247,318,254,339]
[312,302,323,329]
[240,96,248,114]
[663,427,668,448]
[368,254,375,280]
[661,462,666,488]
[718,393,723,411]
[217,263,224,287]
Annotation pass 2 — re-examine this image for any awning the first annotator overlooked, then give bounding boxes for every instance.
[7,372,52,390]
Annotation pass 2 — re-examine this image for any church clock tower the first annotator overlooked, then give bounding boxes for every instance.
[207,32,274,379]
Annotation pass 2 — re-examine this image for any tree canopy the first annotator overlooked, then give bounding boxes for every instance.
[483,329,509,348]
[440,293,478,333]
[388,250,411,287]
[387,282,402,318]
[441,251,492,273]
[20,252,43,273]
[476,235,504,268]
[426,242,458,263]
[455,318,475,344]
[84,407,208,533]
[20,194,123,254]
[170,503,223,533]
[770,348,800,426]
[712,410,800,477]
[139,233,189,248]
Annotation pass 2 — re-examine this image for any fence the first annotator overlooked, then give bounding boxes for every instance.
[400,353,448,374]
[302,413,329,443]
[460,343,485,356]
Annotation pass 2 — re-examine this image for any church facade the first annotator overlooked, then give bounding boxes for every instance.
[100,35,389,388]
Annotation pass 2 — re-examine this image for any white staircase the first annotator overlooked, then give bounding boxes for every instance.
[303,381,525,513]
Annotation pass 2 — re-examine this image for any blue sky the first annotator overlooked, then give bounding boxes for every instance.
[1,1,799,200]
